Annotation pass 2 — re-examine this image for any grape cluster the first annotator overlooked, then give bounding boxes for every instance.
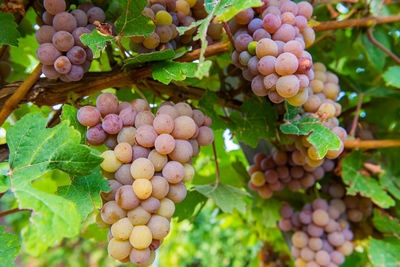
[322,182,373,223]
[76,93,214,265]
[230,0,315,103]
[248,150,336,199]
[36,0,105,81]
[130,0,222,53]
[279,199,355,267]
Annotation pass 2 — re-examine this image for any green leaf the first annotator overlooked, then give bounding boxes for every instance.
[284,101,301,121]
[280,117,341,158]
[174,189,207,222]
[361,32,388,71]
[81,30,115,58]
[151,60,211,84]
[372,209,400,236]
[115,0,154,38]
[230,99,277,147]
[0,162,10,192]
[216,0,263,21]
[61,105,86,144]
[341,151,394,208]
[0,12,21,46]
[383,66,400,89]
[123,49,175,68]
[369,237,400,267]
[6,113,103,255]
[194,183,249,214]
[57,167,109,221]
[0,226,20,267]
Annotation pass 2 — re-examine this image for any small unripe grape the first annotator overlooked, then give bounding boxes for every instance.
[251,171,266,187]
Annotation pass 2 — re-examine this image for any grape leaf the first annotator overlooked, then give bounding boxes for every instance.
[383,66,400,89]
[115,0,154,38]
[0,226,20,267]
[6,113,103,255]
[0,12,21,46]
[372,209,400,236]
[174,189,207,222]
[280,117,341,158]
[123,49,175,68]
[195,183,249,214]
[284,102,301,121]
[341,151,395,208]
[151,60,211,84]
[0,162,10,192]
[380,149,400,200]
[81,30,115,58]
[361,32,388,71]
[369,237,400,267]
[57,167,109,221]
[229,98,277,147]
[216,0,263,21]
[61,105,86,144]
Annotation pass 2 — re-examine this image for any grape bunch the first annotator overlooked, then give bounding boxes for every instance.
[76,93,214,265]
[130,0,222,53]
[230,0,315,103]
[248,150,336,199]
[322,182,373,223]
[36,0,105,82]
[279,199,355,267]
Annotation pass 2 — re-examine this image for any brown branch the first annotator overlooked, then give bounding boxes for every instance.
[222,22,235,50]
[344,139,400,149]
[0,63,42,125]
[367,28,400,64]
[313,15,400,32]
[212,141,220,184]
[0,207,31,218]
[177,40,230,62]
[349,93,363,137]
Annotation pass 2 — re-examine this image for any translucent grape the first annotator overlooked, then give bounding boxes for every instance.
[275,52,298,75]
[66,46,86,64]
[256,38,278,58]
[153,113,174,134]
[108,238,132,260]
[276,75,300,98]
[132,145,150,160]
[129,225,152,249]
[262,13,281,34]
[132,179,152,200]
[148,150,168,171]
[141,197,160,213]
[147,215,170,240]
[77,106,101,126]
[111,218,133,240]
[197,126,214,146]
[54,56,71,74]
[35,25,56,44]
[272,24,295,42]
[115,164,134,185]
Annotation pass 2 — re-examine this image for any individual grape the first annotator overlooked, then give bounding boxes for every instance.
[87,124,106,145]
[143,32,160,49]
[132,146,150,161]
[118,102,131,113]
[287,88,308,106]
[129,225,152,249]
[101,150,122,173]
[197,126,214,146]
[174,102,192,117]
[313,199,329,210]
[157,104,179,119]
[101,180,122,201]
[275,52,298,76]
[44,0,66,15]
[117,127,136,145]
[248,18,263,34]
[36,43,61,65]
[111,218,133,240]
[42,11,54,25]
[292,231,309,248]
[155,10,172,26]
[317,102,336,119]
[279,218,292,231]
[262,73,277,90]
[42,64,60,80]
[155,25,173,43]
[77,106,100,127]
[53,12,77,33]
[281,0,298,14]
[113,143,132,163]
[315,250,331,266]
[35,25,56,44]
[108,238,132,260]
[141,197,161,213]
[169,139,193,163]
[276,75,300,98]
[300,247,315,262]
[300,173,315,188]
[234,33,253,52]
[312,209,330,226]
[297,1,313,19]
[153,114,174,134]
[132,179,152,200]
[66,46,87,65]
[175,0,190,15]
[262,13,281,34]
[119,107,136,127]
[273,24,296,42]
[283,40,303,58]
[170,116,196,140]
[167,182,187,202]
[280,205,293,218]
[153,134,175,155]
[302,26,315,48]
[157,198,175,218]
[182,163,195,182]
[101,201,126,224]
[87,7,105,23]
[149,176,169,200]
[72,27,91,48]
[70,9,88,27]
[130,158,155,180]
[337,241,353,256]
[147,215,170,240]
[115,164,134,185]
[303,95,321,113]
[127,206,151,225]
[135,111,155,128]
[299,210,312,224]
[257,55,276,76]
[235,8,254,24]
[148,150,168,171]
[54,56,71,74]
[256,38,278,58]
[250,171,265,187]
[281,12,295,25]
[162,161,185,184]
[323,83,340,100]
[104,135,117,149]
[102,114,123,134]
[308,237,323,251]
[307,223,324,237]
[239,51,251,66]
[135,125,158,147]
[96,93,119,117]
[129,248,150,266]
[253,28,271,41]
[265,169,278,183]
[251,74,267,96]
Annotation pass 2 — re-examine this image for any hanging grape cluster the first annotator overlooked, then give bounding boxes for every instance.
[230,0,315,104]
[130,0,222,53]
[76,93,214,265]
[279,199,355,267]
[36,0,104,81]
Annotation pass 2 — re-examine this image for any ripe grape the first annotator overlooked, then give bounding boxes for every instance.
[53,12,77,33]
[44,0,66,15]
[54,56,71,74]
[101,150,122,173]
[101,180,122,202]
[130,158,155,180]
[130,248,150,266]
[167,182,187,202]
[132,145,150,160]
[155,10,172,26]
[235,8,254,25]
[101,201,126,224]
[102,114,123,134]
[129,225,152,249]
[66,46,87,64]
[132,179,152,200]
[115,164,134,185]
[70,9,88,27]
[108,238,132,260]
[292,231,308,248]
[87,7,105,23]
[172,116,196,139]
[35,25,56,44]
[77,106,101,126]
[153,113,174,134]
[36,43,61,65]
[111,218,133,240]
[42,64,60,80]
[117,127,136,145]
[197,126,214,146]
[135,111,155,128]
[86,124,106,145]
[141,197,161,213]
[168,139,193,163]
[96,93,119,116]
[42,11,54,25]
[148,150,168,171]
[127,206,151,225]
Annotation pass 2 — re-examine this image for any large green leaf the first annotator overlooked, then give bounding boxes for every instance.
[61,105,86,144]
[6,113,103,255]
[369,237,400,267]
[81,30,115,58]
[383,66,400,89]
[123,49,175,68]
[0,226,20,267]
[0,12,21,46]
[341,151,394,208]
[372,209,400,236]
[174,189,207,222]
[151,60,211,84]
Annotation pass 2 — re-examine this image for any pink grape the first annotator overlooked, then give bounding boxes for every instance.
[77,106,101,126]
[102,114,123,134]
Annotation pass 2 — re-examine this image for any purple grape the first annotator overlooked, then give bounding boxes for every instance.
[67,46,87,65]
[86,124,106,145]
[65,65,84,81]
[102,114,123,134]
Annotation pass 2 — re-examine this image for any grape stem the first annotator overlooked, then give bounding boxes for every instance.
[0,208,31,218]
[344,139,400,149]
[222,21,235,50]
[367,28,400,64]
[0,63,42,125]
[212,141,220,184]
[349,93,363,138]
